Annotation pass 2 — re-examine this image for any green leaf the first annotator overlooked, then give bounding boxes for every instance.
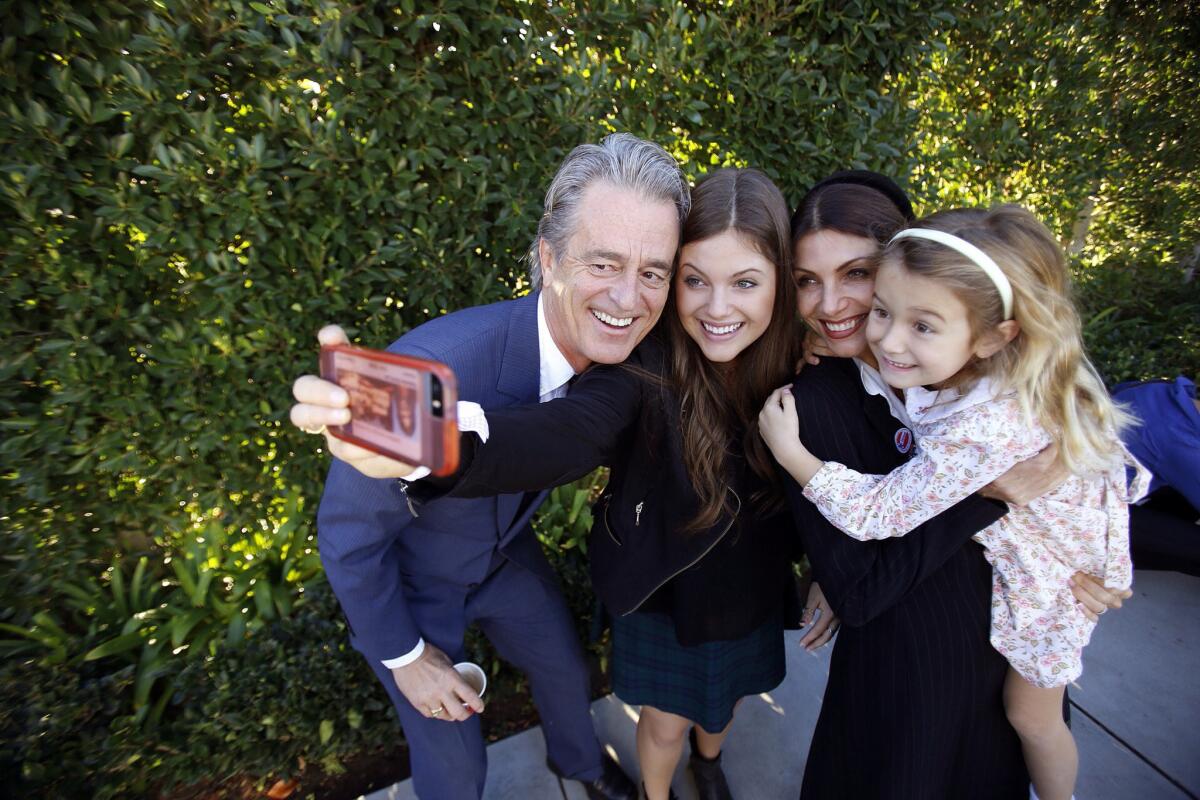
[272,589,294,620]
[169,608,210,648]
[568,489,587,524]
[319,719,334,744]
[0,621,58,646]
[27,100,48,127]
[133,639,168,709]
[130,556,149,610]
[84,630,146,661]
[252,581,276,620]
[110,560,129,618]
[171,561,199,607]
[226,610,247,645]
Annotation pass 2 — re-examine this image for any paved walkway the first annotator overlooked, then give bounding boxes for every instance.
[364,569,1200,799]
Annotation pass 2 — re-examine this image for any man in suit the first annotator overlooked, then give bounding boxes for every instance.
[291,133,689,799]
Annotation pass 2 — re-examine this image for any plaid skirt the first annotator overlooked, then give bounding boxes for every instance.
[611,610,786,733]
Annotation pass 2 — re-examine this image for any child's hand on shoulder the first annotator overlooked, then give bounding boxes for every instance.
[759,386,806,462]
[759,386,825,485]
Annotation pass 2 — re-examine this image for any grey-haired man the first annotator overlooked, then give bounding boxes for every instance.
[292,134,689,799]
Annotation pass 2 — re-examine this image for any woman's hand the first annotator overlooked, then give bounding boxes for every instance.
[799,581,840,651]
[979,444,1068,506]
[290,325,419,479]
[1070,572,1132,623]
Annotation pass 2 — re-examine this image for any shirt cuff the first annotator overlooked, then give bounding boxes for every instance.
[381,637,425,669]
[402,402,489,482]
[457,401,489,442]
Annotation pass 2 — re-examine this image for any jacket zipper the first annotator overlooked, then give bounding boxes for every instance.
[398,480,419,518]
[620,488,741,615]
[635,501,644,525]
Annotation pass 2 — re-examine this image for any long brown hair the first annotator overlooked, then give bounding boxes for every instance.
[666,169,800,531]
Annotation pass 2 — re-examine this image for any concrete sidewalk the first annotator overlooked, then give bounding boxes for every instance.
[364,570,1200,800]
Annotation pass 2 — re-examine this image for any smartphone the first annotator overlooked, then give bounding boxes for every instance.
[319,344,459,476]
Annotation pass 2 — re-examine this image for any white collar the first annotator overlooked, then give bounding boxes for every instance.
[904,377,1002,425]
[855,358,914,429]
[537,294,577,398]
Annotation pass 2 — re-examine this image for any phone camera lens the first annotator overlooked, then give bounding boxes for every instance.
[430,377,444,417]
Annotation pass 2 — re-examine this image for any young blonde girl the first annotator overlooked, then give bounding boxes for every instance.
[760,205,1148,800]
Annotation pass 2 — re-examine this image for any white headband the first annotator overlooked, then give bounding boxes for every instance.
[889,228,1014,320]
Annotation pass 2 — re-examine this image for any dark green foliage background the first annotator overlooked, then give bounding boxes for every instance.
[1,0,1196,796]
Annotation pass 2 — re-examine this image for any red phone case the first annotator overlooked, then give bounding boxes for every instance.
[319,345,460,476]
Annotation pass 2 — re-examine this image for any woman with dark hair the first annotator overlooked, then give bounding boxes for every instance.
[438,168,820,800]
[778,171,1128,798]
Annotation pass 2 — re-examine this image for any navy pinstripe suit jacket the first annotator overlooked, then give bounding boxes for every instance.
[788,357,1030,799]
[317,292,555,664]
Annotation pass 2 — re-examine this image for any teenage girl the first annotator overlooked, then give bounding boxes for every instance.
[760,205,1148,800]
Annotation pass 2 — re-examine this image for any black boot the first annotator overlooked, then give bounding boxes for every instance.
[688,727,733,800]
[582,753,638,800]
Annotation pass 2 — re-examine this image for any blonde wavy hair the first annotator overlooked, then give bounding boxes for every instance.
[882,205,1129,475]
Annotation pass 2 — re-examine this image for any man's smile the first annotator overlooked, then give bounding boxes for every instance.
[591,309,634,328]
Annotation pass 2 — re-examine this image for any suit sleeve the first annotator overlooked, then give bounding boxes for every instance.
[788,369,1008,627]
[317,461,422,662]
[449,361,645,497]
[315,341,439,664]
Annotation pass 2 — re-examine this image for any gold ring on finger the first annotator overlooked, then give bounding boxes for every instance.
[302,424,328,436]
[429,706,442,717]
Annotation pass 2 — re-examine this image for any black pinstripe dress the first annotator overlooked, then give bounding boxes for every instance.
[788,357,1029,800]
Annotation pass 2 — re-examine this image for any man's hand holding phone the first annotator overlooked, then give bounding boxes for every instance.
[290,325,422,479]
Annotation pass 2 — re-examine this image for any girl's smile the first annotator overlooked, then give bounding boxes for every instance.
[867,258,982,390]
[676,231,777,363]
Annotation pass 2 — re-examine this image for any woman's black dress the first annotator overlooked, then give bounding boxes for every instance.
[788,357,1029,799]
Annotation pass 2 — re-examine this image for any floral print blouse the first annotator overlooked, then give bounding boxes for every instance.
[804,378,1148,687]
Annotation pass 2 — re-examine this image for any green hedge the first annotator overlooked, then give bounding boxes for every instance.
[0,478,600,798]
[2,0,954,556]
[0,581,389,797]
[2,0,1196,796]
